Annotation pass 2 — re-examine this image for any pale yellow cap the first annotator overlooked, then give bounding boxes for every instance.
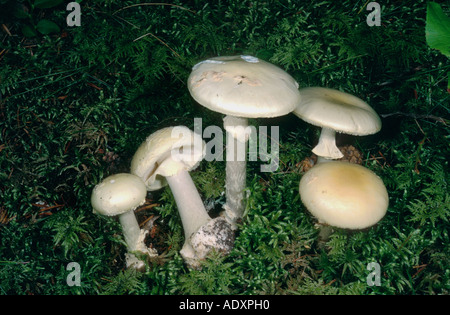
[91,173,147,216]
[294,87,381,136]
[130,126,205,191]
[299,161,388,229]
[188,55,301,118]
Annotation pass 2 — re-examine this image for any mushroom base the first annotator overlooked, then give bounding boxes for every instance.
[180,217,235,269]
[119,211,158,270]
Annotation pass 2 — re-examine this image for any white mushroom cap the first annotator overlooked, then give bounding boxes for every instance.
[91,173,147,216]
[294,87,381,136]
[130,126,206,191]
[299,161,388,229]
[187,55,301,118]
[130,127,234,268]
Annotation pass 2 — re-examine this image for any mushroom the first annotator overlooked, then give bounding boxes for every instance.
[293,87,381,160]
[299,161,388,239]
[187,55,301,226]
[130,126,234,268]
[91,173,157,270]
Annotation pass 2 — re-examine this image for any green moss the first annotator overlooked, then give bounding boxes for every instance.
[0,0,448,295]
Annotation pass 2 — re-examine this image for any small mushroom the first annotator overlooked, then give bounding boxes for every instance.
[188,55,301,226]
[130,126,234,268]
[299,161,389,233]
[91,173,157,270]
[293,87,381,160]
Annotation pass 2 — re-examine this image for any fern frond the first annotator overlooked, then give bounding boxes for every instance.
[407,162,449,226]
[101,268,143,295]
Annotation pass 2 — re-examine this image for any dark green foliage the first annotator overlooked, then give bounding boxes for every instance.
[0,0,449,295]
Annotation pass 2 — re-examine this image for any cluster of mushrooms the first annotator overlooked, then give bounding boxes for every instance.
[90,55,389,270]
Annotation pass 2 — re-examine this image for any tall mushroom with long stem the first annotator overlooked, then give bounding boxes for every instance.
[130,126,234,268]
[91,173,158,270]
[187,55,301,227]
[293,87,381,161]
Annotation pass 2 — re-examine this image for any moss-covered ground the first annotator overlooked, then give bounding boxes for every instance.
[0,0,448,295]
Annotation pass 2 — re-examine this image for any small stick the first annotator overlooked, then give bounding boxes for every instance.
[381,112,447,125]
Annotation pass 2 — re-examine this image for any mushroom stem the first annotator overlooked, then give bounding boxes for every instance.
[166,168,235,268]
[165,169,211,241]
[316,221,334,248]
[312,127,344,159]
[118,210,156,271]
[223,115,249,226]
[118,210,145,252]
